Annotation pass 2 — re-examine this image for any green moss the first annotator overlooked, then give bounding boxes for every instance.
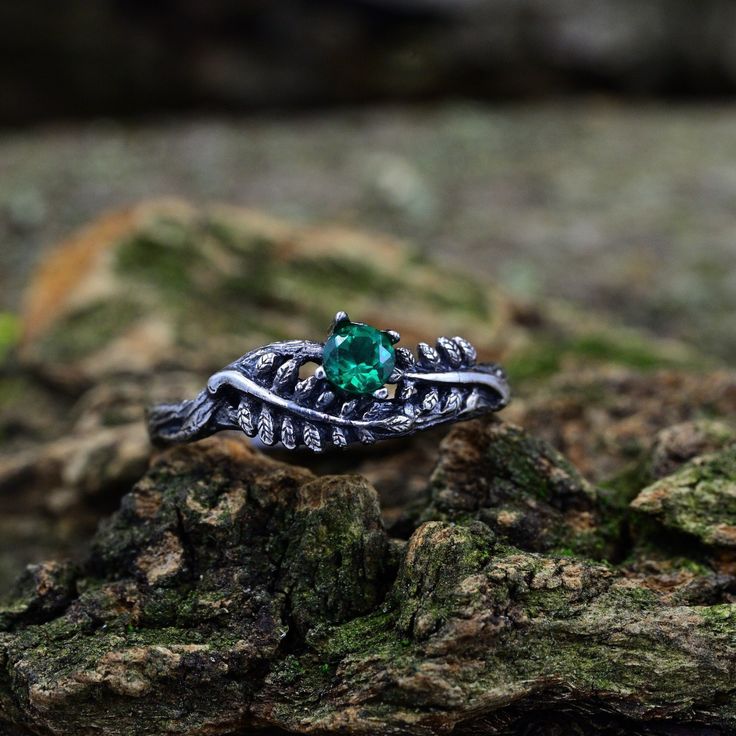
[211,232,297,313]
[41,211,502,369]
[115,220,303,343]
[316,610,398,660]
[607,584,659,612]
[503,427,586,502]
[118,219,273,312]
[425,424,622,559]
[115,229,202,295]
[267,655,305,686]
[674,557,712,575]
[201,218,273,256]
[632,447,736,549]
[275,253,490,323]
[0,376,26,410]
[279,484,393,634]
[0,313,20,364]
[623,512,714,573]
[699,604,736,635]
[552,528,609,562]
[39,299,143,361]
[524,587,572,618]
[569,333,677,370]
[600,459,651,502]
[393,522,494,636]
[533,637,698,698]
[138,587,202,627]
[14,622,246,685]
[422,273,490,318]
[506,330,700,384]
[581,486,630,558]
[285,255,404,300]
[504,342,562,382]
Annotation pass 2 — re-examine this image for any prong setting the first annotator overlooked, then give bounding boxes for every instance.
[322,319,396,395]
[332,311,350,329]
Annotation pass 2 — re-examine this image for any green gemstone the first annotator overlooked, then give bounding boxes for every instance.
[323,321,395,395]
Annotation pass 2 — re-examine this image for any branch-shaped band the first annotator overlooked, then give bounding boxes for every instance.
[147,311,510,452]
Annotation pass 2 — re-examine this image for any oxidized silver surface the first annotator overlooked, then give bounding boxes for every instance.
[147,311,510,452]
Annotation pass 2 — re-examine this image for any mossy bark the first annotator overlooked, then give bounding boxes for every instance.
[1,204,735,735]
[1,425,735,736]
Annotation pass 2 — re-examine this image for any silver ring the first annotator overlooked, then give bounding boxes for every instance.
[147,311,510,452]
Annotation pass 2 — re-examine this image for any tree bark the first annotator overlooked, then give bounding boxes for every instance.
[1,422,734,736]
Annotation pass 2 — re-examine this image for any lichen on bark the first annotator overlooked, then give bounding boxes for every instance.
[1,427,735,736]
[632,445,736,550]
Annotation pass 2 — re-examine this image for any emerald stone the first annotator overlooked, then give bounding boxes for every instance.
[323,321,395,395]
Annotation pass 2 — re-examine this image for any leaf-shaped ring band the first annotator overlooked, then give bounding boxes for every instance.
[147,311,511,452]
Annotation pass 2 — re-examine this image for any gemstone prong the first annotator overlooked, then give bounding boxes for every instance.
[385,329,401,344]
[314,365,326,380]
[372,387,389,399]
[332,311,350,328]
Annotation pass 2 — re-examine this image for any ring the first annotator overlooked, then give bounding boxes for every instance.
[147,311,511,452]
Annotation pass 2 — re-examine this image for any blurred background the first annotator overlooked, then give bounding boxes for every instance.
[1,0,736,360]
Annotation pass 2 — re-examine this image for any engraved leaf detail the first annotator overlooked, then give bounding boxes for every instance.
[281,416,296,450]
[380,414,414,433]
[237,400,256,435]
[418,342,440,366]
[340,399,359,417]
[443,389,462,414]
[453,336,477,365]
[316,390,335,408]
[421,388,439,412]
[258,408,275,445]
[332,427,347,447]
[437,336,463,367]
[395,347,416,369]
[358,429,375,444]
[303,423,322,452]
[294,376,317,401]
[256,352,277,374]
[273,359,300,390]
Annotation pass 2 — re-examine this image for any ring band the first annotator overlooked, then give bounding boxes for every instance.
[147,311,510,452]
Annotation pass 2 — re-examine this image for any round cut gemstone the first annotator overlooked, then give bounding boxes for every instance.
[322,321,395,395]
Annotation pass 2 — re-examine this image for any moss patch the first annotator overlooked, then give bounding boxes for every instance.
[0,313,20,365]
[631,447,736,549]
[39,299,143,362]
[506,331,702,384]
